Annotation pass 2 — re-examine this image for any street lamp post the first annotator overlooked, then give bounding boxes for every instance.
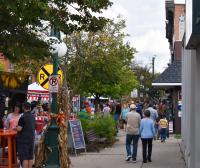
[140,75,144,98]
[45,27,61,168]
[51,27,60,120]
[152,55,156,78]
[43,26,67,167]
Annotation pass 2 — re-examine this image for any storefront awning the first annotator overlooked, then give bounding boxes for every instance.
[152,83,181,87]
[152,61,181,87]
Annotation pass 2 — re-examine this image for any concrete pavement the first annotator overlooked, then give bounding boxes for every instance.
[70,130,186,168]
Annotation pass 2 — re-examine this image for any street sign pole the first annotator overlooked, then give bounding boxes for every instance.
[52,53,58,117]
[45,27,60,168]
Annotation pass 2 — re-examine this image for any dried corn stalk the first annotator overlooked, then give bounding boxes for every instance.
[35,126,50,168]
[57,87,71,168]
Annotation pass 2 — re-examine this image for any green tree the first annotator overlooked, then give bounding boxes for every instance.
[131,63,161,99]
[13,56,52,76]
[66,19,138,107]
[0,0,112,62]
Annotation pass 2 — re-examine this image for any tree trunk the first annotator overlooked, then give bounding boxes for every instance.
[94,93,101,114]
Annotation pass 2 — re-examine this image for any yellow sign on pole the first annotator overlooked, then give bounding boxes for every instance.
[37,64,63,90]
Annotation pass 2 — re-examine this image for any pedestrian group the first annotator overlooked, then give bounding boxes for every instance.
[2,101,50,168]
[123,100,168,163]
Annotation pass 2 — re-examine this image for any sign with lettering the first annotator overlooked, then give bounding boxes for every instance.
[49,75,59,93]
[69,120,86,150]
[37,64,63,90]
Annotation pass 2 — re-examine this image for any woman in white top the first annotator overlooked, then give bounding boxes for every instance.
[4,103,22,130]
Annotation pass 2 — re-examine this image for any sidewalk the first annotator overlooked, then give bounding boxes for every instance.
[70,130,186,168]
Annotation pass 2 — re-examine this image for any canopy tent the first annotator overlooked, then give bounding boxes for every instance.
[28,82,48,92]
[87,96,109,100]
[27,82,49,102]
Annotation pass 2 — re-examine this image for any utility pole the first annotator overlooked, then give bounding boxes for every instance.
[152,56,155,78]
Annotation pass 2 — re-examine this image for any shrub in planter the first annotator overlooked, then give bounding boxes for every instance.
[93,116,115,143]
[80,115,115,144]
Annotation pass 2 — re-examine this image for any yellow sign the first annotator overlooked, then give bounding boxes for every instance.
[37,64,63,90]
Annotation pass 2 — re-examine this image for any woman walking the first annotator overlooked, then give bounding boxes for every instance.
[140,110,155,163]
[121,103,129,130]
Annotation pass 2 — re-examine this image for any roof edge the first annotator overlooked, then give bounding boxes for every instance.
[152,83,182,86]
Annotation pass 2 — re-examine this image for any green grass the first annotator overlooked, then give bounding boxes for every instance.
[174,134,182,139]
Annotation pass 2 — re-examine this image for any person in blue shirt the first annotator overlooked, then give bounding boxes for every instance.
[121,103,129,130]
[140,110,155,163]
[136,100,143,119]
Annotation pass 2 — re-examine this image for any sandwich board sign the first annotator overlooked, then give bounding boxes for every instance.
[69,119,86,156]
[37,64,63,90]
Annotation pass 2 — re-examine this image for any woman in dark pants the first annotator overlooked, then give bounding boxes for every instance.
[140,110,155,163]
[114,103,121,133]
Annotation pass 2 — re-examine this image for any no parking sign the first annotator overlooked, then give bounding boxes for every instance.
[49,75,59,93]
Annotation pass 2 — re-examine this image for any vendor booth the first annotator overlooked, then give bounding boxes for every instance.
[27,82,50,102]
[0,71,29,128]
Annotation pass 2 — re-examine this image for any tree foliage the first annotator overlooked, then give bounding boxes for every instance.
[131,63,161,98]
[0,0,112,62]
[66,18,138,99]
[13,56,48,76]
[132,64,154,88]
[0,62,5,71]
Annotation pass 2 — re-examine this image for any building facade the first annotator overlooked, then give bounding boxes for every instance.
[152,0,185,134]
[181,0,200,167]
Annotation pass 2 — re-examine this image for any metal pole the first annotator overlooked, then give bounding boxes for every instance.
[52,54,58,114]
[152,56,155,78]
[45,26,60,168]
[51,26,61,115]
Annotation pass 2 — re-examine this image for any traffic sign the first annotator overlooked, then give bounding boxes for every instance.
[49,75,59,93]
[37,64,63,90]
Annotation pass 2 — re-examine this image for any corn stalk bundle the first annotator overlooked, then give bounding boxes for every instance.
[35,87,71,168]
[57,87,71,168]
[35,124,50,168]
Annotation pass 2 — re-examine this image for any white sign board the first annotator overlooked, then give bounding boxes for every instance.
[131,89,138,98]
[185,0,192,46]
[179,15,185,41]
[178,111,182,117]
[49,75,59,93]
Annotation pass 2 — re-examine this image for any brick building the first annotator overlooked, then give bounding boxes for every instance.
[182,0,200,167]
[152,0,185,134]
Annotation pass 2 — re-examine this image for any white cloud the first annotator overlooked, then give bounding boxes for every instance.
[103,0,171,72]
[133,30,170,72]
[103,3,129,20]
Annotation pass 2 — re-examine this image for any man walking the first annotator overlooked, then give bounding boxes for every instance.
[125,104,141,162]
[15,102,35,168]
[147,103,158,122]
[147,103,158,140]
